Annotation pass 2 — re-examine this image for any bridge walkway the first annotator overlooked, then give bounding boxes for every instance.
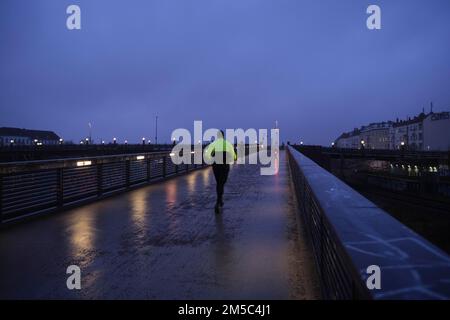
[0,151,320,299]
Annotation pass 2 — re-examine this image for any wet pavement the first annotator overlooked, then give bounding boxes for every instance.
[0,151,320,299]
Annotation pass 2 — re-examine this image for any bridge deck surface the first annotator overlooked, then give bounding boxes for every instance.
[0,151,319,299]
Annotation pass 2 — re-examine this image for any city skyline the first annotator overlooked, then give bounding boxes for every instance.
[2,105,449,146]
[1,0,450,145]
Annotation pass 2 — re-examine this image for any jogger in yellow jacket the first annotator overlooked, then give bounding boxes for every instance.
[204,130,237,213]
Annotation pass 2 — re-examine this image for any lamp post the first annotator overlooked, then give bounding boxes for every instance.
[155,115,158,145]
[88,122,92,144]
[400,141,405,151]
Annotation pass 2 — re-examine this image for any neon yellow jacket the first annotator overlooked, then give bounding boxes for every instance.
[204,138,237,164]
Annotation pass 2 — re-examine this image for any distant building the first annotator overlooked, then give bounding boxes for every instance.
[422,112,450,151]
[335,109,450,151]
[335,129,361,149]
[390,113,427,150]
[360,122,392,150]
[0,127,61,146]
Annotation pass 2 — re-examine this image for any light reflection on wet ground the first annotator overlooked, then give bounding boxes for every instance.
[0,151,320,299]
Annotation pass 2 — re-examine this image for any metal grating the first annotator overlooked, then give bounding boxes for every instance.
[1,151,207,223]
[1,170,58,219]
[63,166,97,201]
[130,159,147,184]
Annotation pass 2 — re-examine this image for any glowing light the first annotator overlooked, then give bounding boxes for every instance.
[136,155,145,160]
[76,160,92,167]
[169,152,175,156]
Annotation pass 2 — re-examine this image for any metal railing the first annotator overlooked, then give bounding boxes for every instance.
[293,145,450,162]
[0,151,206,224]
[287,146,450,300]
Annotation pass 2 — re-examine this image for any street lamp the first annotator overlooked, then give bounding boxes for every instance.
[124,140,128,145]
[59,138,63,145]
[113,137,117,145]
[142,137,146,145]
[360,140,365,150]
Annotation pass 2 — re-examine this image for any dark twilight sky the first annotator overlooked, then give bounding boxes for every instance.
[1,0,450,145]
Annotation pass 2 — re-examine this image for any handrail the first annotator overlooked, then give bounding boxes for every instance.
[287,145,450,300]
[0,151,173,174]
[0,151,206,224]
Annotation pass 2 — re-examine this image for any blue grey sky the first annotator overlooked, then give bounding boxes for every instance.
[1,0,450,144]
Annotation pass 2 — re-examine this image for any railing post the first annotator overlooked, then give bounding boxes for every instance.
[56,168,63,207]
[147,157,151,182]
[0,174,3,225]
[162,156,166,177]
[97,162,103,196]
[125,159,131,188]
